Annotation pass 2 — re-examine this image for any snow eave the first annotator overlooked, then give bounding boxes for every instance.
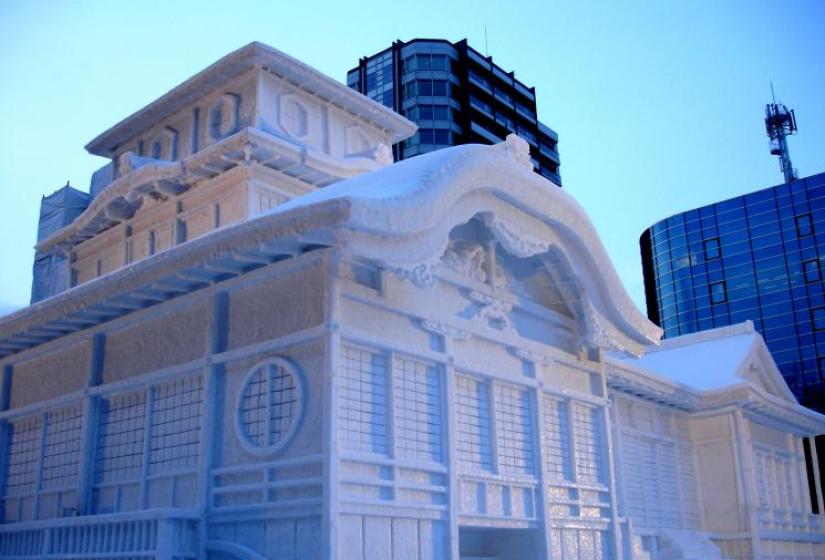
[40,127,383,254]
[0,199,351,358]
[606,356,825,434]
[85,41,416,157]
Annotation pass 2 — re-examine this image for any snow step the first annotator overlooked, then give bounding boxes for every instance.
[656,529,723,560]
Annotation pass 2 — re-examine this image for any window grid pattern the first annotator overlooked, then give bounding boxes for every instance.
[543,396,572,481]
[394,357,443,462]
[3,416,41,497]
[150,375,203,474]
[41,405,83,490]
[573,403,605,485]
[95,391,147,484]
[494,384,535,475]
[239,363,298,449]
[754,448,800,512]
[455,374,493,471]
[339,345,389,455]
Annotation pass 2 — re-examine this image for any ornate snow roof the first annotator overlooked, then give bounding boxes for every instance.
[606,321,825,434]
[268,135,662,354]
[86,41,416,157]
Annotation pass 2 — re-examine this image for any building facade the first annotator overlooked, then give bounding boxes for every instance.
[1,43,823,560]
[346,39,562,185]
[640,172,825,414]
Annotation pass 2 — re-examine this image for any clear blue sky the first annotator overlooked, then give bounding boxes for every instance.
[1,0,823,314]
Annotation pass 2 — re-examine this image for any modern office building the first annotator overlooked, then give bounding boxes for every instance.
[640,171,825,414]
[347,38,562,185]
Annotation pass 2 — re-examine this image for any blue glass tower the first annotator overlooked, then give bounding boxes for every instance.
[641,172,825,413]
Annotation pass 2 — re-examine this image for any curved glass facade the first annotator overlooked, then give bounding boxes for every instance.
[641,172,825,412]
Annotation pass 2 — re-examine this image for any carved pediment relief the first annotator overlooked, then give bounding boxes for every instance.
[441,239,487,283]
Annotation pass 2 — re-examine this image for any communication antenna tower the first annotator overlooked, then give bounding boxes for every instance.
[765,83,798,183]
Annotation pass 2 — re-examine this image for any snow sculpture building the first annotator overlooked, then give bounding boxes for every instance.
[0,42,823,560]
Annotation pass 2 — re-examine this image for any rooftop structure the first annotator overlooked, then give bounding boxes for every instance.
[29,41,415,303]
[346,38,561,185]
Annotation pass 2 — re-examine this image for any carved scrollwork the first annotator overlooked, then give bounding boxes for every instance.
[421,320,469,341]
[514,347,552,366]
[482,214,549,259]
[468,290,513,332]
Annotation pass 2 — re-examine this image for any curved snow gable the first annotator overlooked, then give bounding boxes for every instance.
[273,135,662,355]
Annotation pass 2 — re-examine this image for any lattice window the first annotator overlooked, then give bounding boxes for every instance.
[455,374,493,471]
[339,345,388,455]
[543,396,572,481]
[95,391,147,484]
[572,403,606,485]
[754,448,800,513]
[494,384,535,475]
[150,375,203,473]
[3,416,41,498]
[394,356,443,462]
[41,405,83,490]
[678,446,700,527]
[238,360,300,452]
[620,430,699,529]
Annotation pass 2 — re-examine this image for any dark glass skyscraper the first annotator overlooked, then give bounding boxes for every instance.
[347,38,561,185]
[641,171,825,413]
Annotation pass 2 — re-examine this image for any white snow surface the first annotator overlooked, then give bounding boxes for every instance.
[273,144,474,213]
[616,332,757,391]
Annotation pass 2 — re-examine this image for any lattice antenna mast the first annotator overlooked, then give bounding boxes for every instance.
[765,84,798,183]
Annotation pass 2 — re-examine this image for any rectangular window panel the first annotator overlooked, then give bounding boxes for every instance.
[455,374,493,471]
[813,307,825,331]
[804,259,821,283]
[394,357,443,462]
[431,55,448,70]
[95,391,147,484]
[494,384,535,475]
[432,80,448,96]
[41,404,83,491]
[573,403,606,485]
[796,213,813,237]
[433,129,450,145]
[470,96,492,114]
[703,237,721,260]
[339,345,389,455]
[710,281,727,304]
[543,396,572,481]
[433,105,449,120]
[416,54,432,70]
[417,79,433,96]
[3,416,41,499]
[149,375,203,475]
